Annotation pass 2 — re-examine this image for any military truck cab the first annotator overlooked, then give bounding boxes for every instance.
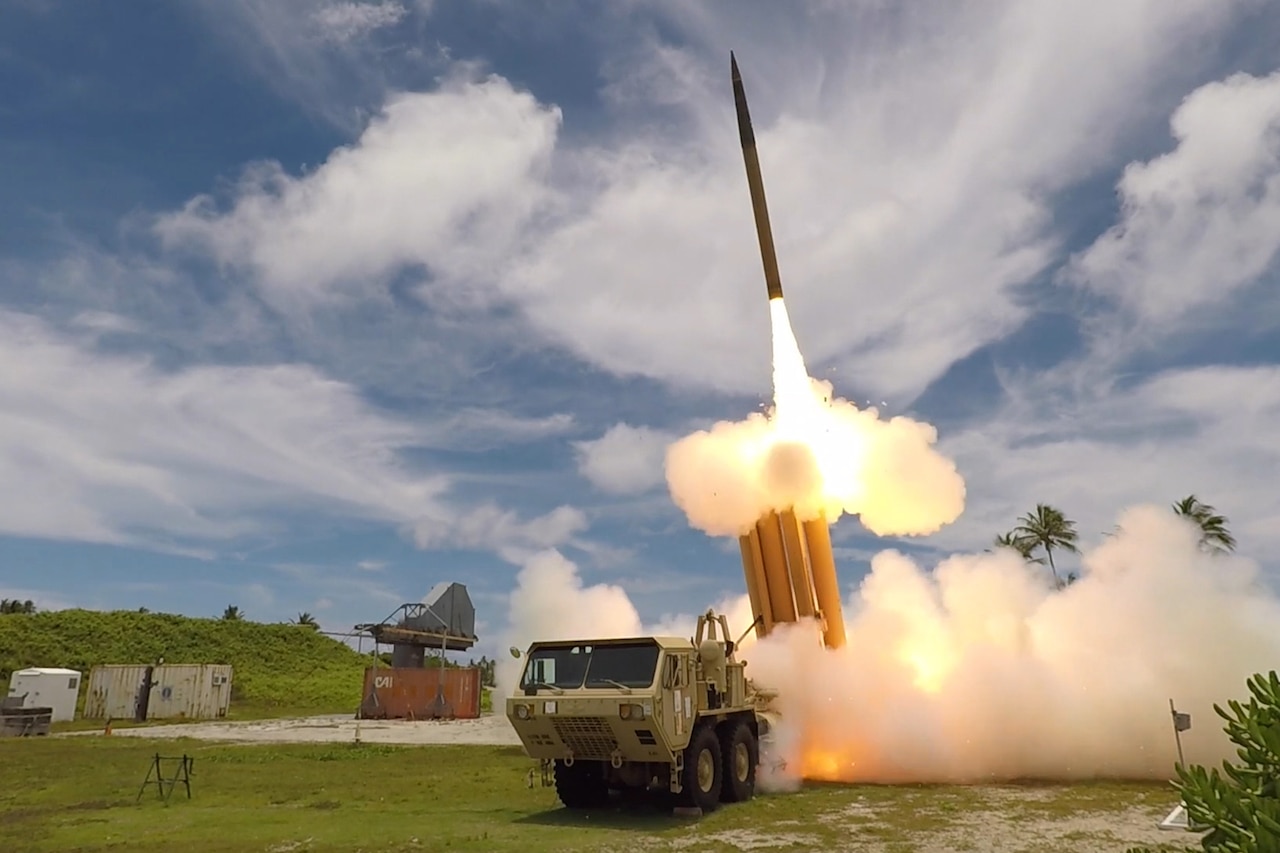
[506,610,765,813]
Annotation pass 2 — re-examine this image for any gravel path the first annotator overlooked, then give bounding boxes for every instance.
[59,712,524,745]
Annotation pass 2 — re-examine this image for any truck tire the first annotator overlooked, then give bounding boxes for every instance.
[679,725,723,812]
[719,721,757,803]
[554,759,610,809]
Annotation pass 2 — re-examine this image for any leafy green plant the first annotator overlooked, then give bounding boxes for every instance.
[1128,670,1280,853]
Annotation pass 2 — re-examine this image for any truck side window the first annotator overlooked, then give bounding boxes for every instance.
[662,654,688,689]
[532,659,554,683]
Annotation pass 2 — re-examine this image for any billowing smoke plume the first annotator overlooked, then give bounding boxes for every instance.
[498,508,1280,782]
[748,505,1280,782]
[665,300,966,538]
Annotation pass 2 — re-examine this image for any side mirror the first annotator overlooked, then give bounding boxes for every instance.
[509,646,522,660]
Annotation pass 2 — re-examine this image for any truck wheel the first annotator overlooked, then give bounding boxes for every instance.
[679,725,723,812]
[554,759,610,809]
[719,721,757,803]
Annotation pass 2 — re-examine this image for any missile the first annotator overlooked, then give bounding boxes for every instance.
[731,51,784,302]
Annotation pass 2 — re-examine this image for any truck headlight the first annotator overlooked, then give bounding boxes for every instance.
[619,703,645,721]
[514,703,532,719]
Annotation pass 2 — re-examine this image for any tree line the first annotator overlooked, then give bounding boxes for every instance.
[991,494,1237,589]
[0,599,36,614]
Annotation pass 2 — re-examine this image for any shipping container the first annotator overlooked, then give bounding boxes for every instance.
[83,664,233,720]
[6,667,81,722]
[84,664,150,720]
[358,666,481,720]
[148,664,233,720]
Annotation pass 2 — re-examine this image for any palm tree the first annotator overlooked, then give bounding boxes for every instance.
[1173,495,1237,554]
[992,531,1046,565]
[294,612,319,629]
[1013,504,1080,587]
[221,605,243,621]
[0,599,36,614]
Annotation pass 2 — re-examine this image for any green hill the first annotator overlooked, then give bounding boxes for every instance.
[0,609,374,718]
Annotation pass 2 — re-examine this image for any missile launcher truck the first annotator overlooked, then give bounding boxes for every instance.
[505,609,775,813]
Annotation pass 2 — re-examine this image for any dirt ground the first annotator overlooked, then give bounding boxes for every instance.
[59,711,525,745]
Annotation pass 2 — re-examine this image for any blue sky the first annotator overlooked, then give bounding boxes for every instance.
[2,0,1279,659]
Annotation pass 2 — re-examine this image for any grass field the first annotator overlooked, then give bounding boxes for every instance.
[0,736,1192,853]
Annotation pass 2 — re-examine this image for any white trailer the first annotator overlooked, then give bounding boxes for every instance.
[6,667,82,723]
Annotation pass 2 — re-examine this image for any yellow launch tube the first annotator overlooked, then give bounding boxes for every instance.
[736,508,846,649]
[779,510,816,620]
[737,527,774,638]
[755,511,797,624]
[803,516,847,649]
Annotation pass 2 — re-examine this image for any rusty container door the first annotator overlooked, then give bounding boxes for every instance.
[146,664,199,720]
[83,665,149,720]
[358,667,481,720]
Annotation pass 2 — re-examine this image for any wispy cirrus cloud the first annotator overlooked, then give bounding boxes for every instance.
[314,1,408,44]
[185,0,443,130]
[0,309,588,560]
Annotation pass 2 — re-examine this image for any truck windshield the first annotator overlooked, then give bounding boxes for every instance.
[520,641,660,690]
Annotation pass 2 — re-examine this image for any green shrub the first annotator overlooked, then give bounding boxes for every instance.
[1128,670,1280,853]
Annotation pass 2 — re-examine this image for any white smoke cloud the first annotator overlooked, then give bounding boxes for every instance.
[665,301,966,538]
[748,504,1280,783]
[495,549,644,697]
[495,504,1276,783]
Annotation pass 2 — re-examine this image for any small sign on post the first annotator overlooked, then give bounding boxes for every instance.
[1170,699,1191,769]
[1158,699,1204,833]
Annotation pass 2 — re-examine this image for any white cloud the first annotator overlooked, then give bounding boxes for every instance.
[264,563,407,632]
[18,2,1280,608]
[495,0,1257,403]
[1070,69,1280,333]
[163,1,1258,405]
[314,1,407,43]
[68,310,141,335]
[0,310,455,551]
[186,0,443,130]
[411,503,588,564]
[923,364,1280,574]
[419,409,576,450]
[572,422,677,495]
[356,559,386,571]
[154,72,562,308]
